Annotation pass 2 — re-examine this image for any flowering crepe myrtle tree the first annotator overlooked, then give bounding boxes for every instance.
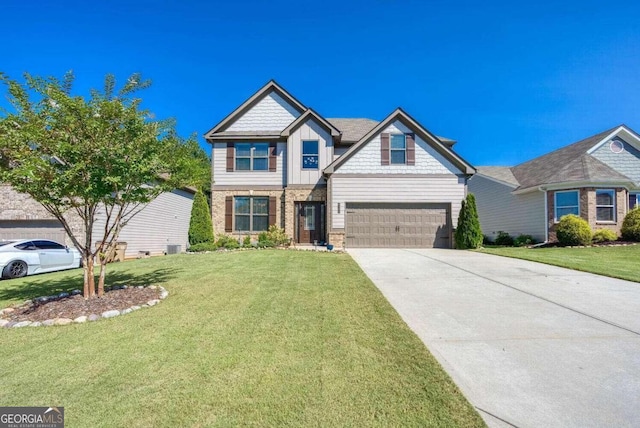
[0,71,206,298]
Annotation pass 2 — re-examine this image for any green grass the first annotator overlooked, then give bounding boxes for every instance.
[478,245,640,283]
[0,250,484,427]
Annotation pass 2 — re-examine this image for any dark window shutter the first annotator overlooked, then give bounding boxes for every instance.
[226,143,234,172]
[268,196,277,226]
[381,133,390,165]
[406,133,416,165]
[269,142,277,172]
[225,196,233,232]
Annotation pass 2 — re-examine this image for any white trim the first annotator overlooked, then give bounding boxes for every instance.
[544,189,549,243]
[473,172,518,189]
[595,189,616,222]
[514,180,634,195]
[586,125,640,154]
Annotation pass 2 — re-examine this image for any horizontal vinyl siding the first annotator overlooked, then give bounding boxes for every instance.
[336,120,462,175]
[331,175,465,229]
[212,142,286,186]
[226,92,300,132]
[92,189,194,258]
[469,175,546,241]
[287,119,332,186]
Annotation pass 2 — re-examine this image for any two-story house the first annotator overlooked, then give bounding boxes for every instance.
[205,81,475,249]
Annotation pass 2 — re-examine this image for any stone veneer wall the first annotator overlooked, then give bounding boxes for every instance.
[211,189,285,241]
[547,188,627,241]
[0,184,84,247]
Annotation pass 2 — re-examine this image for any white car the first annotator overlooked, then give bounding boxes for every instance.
[0,239,82,279]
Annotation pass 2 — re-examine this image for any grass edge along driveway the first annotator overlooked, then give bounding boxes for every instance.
[478,244,640,283]
[0,250,484,427]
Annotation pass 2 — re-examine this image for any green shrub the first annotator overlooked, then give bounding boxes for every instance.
[188,242,218,252]
[514,234,535,247]
[454,194,483,249]
[482,235,494,246]
[258,225,290,247]
[556,214,592,246]
[592,229,618,243]
[215,234,240,249]
[242,236,252,248]
[188,191,215,245]
[494,231,514,246]
[621,208,640,241]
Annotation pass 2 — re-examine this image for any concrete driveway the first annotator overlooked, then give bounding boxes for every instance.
[348,249,640,428]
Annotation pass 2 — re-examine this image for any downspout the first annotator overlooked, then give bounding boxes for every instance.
[542,187,549,243]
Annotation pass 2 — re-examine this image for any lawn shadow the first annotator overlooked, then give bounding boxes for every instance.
[0,267,180,306]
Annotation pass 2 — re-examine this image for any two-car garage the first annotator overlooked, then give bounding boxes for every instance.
[345,203,452,248]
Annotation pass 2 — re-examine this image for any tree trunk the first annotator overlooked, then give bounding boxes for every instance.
[97,259,107,297]
[84,254,96,298]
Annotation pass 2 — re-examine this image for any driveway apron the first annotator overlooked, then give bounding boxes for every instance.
[349,249,640,428]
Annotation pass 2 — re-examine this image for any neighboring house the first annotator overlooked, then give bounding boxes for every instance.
[0,184,194,258]
[469,125,640,242]
[205,80,475,249]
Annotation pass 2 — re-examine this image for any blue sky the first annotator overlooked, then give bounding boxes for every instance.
[2,0,639,166]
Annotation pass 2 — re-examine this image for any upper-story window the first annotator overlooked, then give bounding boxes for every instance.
[596,189,616,222]
[555,190,579,221]
[235,143,269,171]
[302,140,319,170]
[390,134,406,164]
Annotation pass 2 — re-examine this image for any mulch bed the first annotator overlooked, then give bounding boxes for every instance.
[536,241,638,248]
[5,287,160,322]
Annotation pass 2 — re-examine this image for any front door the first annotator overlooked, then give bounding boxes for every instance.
[297,202,325,244]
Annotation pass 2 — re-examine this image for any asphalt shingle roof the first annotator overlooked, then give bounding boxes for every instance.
[327,118,379,143]
[476,167,519,186]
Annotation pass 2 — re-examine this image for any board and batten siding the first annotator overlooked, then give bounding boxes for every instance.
[337,120,461,175]
[468,175,546,241]
[92,189,194,258]
[226,92,300,132]
[330,175,465,229]
[287,119,332,186]
[212,142,287,186]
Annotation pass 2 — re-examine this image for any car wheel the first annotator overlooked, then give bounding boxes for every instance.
[2,260,28,279]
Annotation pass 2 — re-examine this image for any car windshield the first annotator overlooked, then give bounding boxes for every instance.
[0,241,16,247]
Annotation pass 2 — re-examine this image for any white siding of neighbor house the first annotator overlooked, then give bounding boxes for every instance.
[226,92,300,132]
[212,142,287,187]
[92,189,194,258]
[287,118,332,186]
[336,120,462,175]
[330,175,465,229]
[468,175,546,241]
[591,138,640,183]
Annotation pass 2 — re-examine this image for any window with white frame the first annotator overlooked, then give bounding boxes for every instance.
[302,140,319,169]
[234,196,269,231]
[596,190,616,222]
[235,143,269,171]
[555,190,579,221]
[390,134,406,164]
[630,193,639,210]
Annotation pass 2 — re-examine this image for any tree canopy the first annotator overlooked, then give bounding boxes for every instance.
[0,71,208,297]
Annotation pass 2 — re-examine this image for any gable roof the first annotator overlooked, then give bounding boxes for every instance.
[204,80,306,139]
[476,166,519,187]
[326,118,378,143]
[510,125,636,191]
[324,108,475,175]
[281,108,341,138]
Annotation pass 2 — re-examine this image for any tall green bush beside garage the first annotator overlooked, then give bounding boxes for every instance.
[455,193,483,249]
[188,191,215,245]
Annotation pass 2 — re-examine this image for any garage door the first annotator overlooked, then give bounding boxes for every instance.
[345,203,451,248]
[0,220,67,243]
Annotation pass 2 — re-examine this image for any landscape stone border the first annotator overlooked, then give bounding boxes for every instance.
[0,285,168,329]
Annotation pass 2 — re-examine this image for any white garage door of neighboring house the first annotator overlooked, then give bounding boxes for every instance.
[345,203,451,248]
[0,220,67,243]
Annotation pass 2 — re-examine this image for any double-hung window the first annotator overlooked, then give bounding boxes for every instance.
[302,140,319,169]
[235,143,269,171]
[554,190,579,221]
[596,190,616,222]
[234,197,269,232]
[390,134,406,164]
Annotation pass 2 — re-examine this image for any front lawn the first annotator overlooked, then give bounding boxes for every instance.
[0,250,483,427]
[478,245,640,283]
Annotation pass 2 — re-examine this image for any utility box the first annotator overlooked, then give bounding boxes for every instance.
[166,244,181,255]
